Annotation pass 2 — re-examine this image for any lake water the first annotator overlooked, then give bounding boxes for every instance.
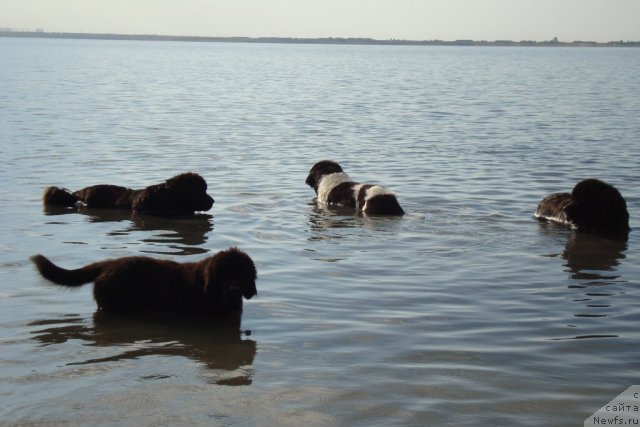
[1,37,639,426]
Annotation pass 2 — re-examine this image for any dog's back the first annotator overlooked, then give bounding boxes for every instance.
[74,185,134,209]
[363,192,405,215]
[89,257,190,312]
[535,192,572,225]
[306,160,405,215]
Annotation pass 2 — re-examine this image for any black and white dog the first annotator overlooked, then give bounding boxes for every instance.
[305,160,405,215]
[535,178,629,236]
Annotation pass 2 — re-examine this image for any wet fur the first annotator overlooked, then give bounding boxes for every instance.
[42,172,214,216]
[31,248,257,315]
[305,160,405,215]
[535,178,629,236]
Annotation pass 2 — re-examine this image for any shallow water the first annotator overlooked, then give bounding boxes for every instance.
[1,37,639,426]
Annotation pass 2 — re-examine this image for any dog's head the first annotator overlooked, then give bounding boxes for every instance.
[305,160,344,192]
[564,178,630,235]
[133,172,215,215]
[202,247,257,313]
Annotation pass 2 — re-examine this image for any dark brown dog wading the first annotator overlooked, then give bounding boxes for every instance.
[42,172,214,216]
[535,178,630,236]
[30,247,257,315]
[305,160,405,215]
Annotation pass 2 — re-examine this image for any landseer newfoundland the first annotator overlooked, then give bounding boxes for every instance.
[305,160,405,215]
[42,172,214,216]
[31,247,257,315]
[535,178,630,236]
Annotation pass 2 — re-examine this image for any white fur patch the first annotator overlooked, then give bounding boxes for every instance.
[352,184,364,209]
[365,185,395,200]
[317,172,350,204]
[535,211,575,228]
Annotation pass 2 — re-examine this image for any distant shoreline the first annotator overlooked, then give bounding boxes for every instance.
[1,30,639,47]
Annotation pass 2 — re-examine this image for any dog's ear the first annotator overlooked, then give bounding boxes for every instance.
[305,172,317,189]
[563,200,580,226]
[131,184,168,213]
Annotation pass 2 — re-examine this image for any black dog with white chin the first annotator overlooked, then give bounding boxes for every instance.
[305,160,405,215]
[535,178,630,236]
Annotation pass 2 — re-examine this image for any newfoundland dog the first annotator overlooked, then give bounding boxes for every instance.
[31,247,257,315]
[535,178,629,235]
[42,172,214,216]
[305,160,405,215]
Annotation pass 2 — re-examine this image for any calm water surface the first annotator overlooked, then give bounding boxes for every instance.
[1,37,639,426]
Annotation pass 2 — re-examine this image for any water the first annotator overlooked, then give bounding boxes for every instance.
[1,37,639,426]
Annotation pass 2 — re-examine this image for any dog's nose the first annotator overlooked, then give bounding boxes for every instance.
[229,283,256,300]
[200,195,214,210]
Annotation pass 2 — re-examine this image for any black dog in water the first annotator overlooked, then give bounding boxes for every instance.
[535,178,629,236]
[31,247,257,315]
[42,172,214,216]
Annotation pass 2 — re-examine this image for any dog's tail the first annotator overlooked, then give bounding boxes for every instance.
[31,255,101,287]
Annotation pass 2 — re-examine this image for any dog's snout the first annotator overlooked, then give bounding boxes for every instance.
[196,194,214,211]
[226,282,256,300]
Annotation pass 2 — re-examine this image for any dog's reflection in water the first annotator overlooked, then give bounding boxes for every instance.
[44,207,214,255]
[29,311,256,385]
[562,232,628,282]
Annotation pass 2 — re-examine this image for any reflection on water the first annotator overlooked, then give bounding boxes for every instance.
[307,203,404,241]
[44,207,213,255]
[563,233,627,336]
[29,311,256,385]
[307,204,360,243]
[562,232,628,281]
[540,226,630,341]
[537,222,628,284]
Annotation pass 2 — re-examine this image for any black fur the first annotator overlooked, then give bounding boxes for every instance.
[536,178,629,236]
[328,182,359,208]
[43,172,214,216]
[31,248,257,315]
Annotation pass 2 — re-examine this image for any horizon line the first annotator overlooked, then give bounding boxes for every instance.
[1,29,639,47]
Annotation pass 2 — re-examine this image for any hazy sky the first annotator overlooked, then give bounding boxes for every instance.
[2,0,639,42]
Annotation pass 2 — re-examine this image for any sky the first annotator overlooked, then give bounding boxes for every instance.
[1,0,640,42]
